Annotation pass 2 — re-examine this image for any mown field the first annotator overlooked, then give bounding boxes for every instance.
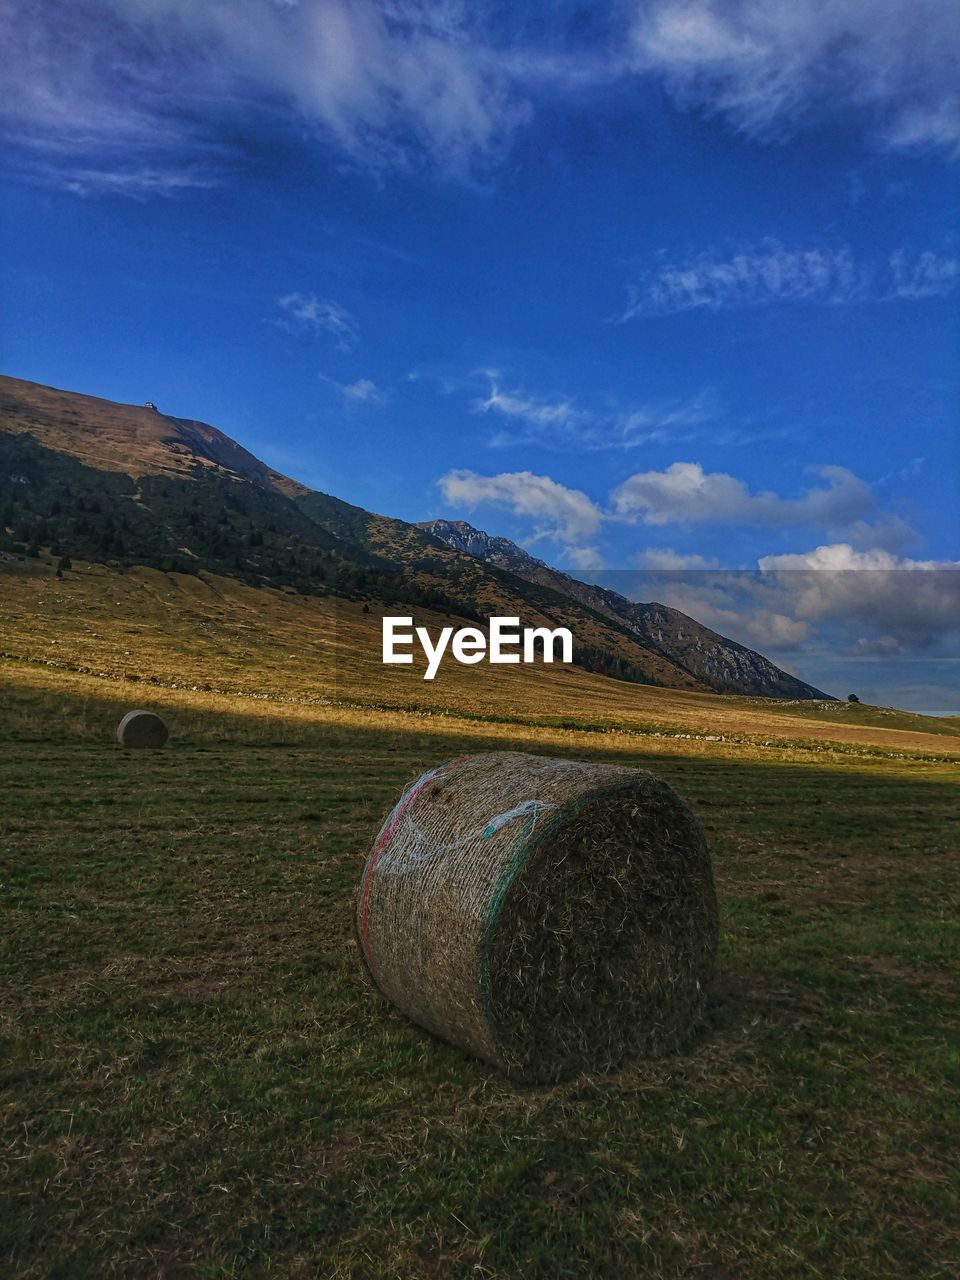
[2,666,958,1279]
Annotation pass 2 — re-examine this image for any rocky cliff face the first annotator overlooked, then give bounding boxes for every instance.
[418,519,552,573]
[419,518,832,700]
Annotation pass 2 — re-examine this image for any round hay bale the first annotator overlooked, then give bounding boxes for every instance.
[357,751,718,1082]
[116,709,169,749]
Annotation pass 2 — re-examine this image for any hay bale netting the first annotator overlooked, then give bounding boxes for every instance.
[116,710,169,749]
[357,751,718,1083]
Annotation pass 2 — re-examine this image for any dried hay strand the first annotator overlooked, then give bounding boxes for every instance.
[116,709,169,749]
[357,751,718,1082]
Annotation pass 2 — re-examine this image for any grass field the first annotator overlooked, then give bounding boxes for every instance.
[2,664,958,1278]
[3,560,959,758]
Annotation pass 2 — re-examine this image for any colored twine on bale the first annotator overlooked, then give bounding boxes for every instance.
[357,751,718,1083]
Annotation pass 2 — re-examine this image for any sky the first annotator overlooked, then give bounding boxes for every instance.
[1,0,958,712]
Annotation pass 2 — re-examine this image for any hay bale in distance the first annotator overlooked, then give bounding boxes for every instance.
[116,709,169,749]
[357,751,718,1082]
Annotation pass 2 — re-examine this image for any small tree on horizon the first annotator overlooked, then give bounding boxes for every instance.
[848,693,861,703]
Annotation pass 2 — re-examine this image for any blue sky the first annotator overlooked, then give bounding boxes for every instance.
[1,1,958,711]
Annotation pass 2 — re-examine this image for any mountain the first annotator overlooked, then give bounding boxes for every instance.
[0,374,827,699]
[419,518,831,700]
[0,375,707,692]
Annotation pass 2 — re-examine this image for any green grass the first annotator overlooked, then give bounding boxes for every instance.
[2,685,959,1278]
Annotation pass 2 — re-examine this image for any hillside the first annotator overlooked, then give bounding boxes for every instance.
[420,518,831,700]
[2,561,958,756]
[0,375,306,497]
[1,373,823,700]
[292,490,714,689]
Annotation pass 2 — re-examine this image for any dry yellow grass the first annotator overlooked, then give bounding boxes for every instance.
[2,557,957,758]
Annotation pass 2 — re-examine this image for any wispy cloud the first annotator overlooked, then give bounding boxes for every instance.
[0,0,527,185]
[628,0,960,156]
[888,249,960,300]
[319,374,386,404]
[56,164,223,200]
[5,1,957,195]
[619,242,959,318]
[622,243,864,316]
[474,376,718,451]
[277,293,358,350]
[475,385,586,431]
[341,378,385,404]
[560,545,607,571]
[636,548,719,569]
[617,394,720,444]
[0,1,233,193]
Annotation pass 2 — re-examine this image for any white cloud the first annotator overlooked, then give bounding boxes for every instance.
[628,0,960,155]
[7,1,956,194]
[620,242,959,318]
[747,610,813,650]
[439,461,920,559]
[475,385,585,431]
[888,249,960,300]
[622,243,864,316]
[854,635,904,656]
[1,0,527,181]
[758,544,954,572]
[341,378,385,404]
[437,468,603,542]
[758,543,960,647]
[611,462,876,529]
[711,603,813,653]
[320,374,387,403]
[636,548,719,569]
[277,293,358,349]
[57,164,222,199]
[560,545,607,571]
[474,376,717,451]
[434,462,957,679]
